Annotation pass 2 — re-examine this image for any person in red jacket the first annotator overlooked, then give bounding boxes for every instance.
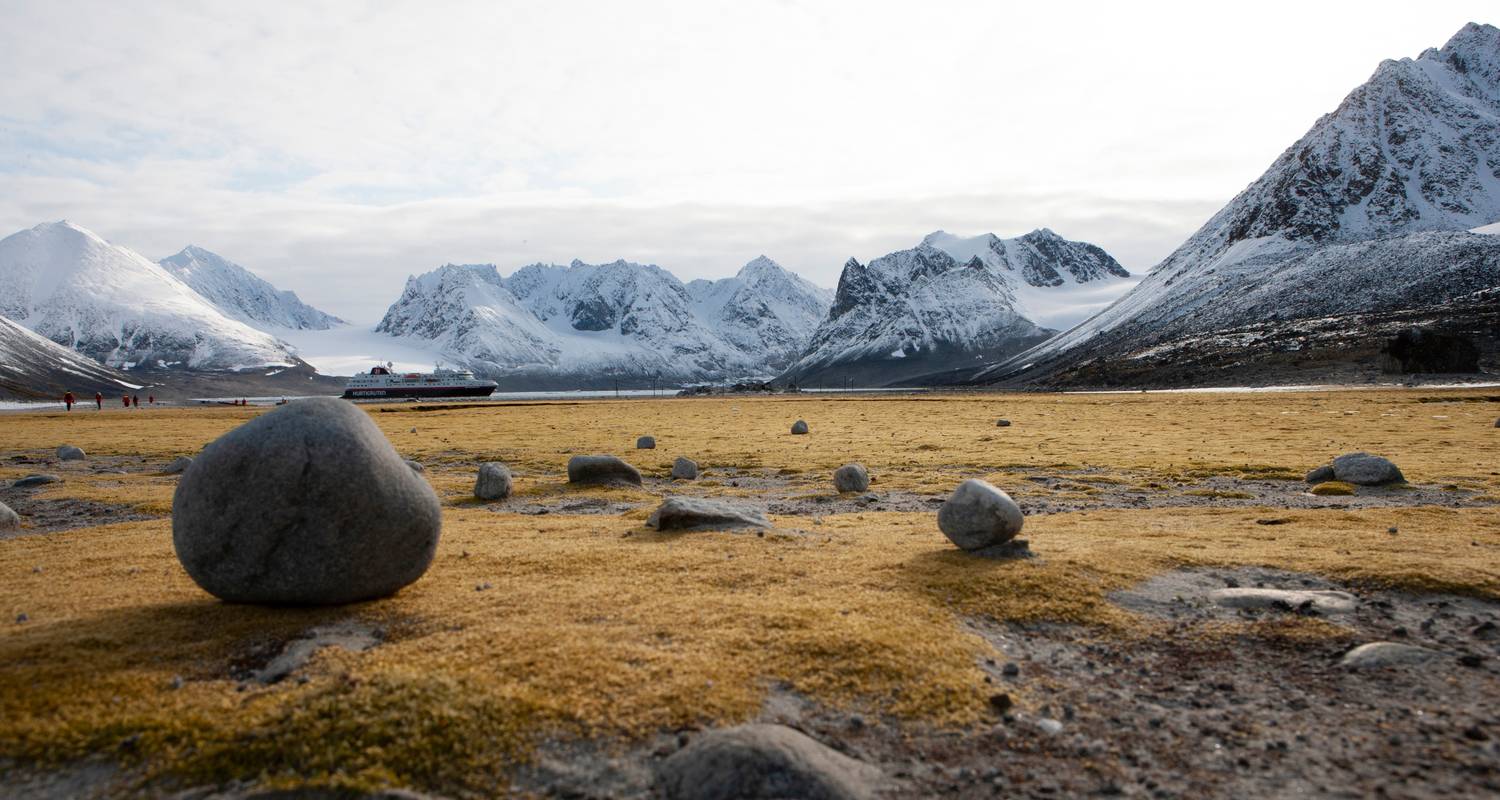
[94,392,103,410]
[122,394,130,408]
[148,394,155,405]
[63,391,75,411]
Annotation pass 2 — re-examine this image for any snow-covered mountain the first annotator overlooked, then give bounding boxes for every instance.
[986,22,1500,386]
[375,256,831,387]
[0,313,141,399]
[686,256,834,370]
[160,245,343,331]
[0,222,297,371]
[779,229,1129,386]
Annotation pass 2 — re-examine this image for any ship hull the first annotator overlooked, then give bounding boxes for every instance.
[342,384,498,400]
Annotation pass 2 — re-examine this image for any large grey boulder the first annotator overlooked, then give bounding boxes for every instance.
[647,497,771,532]
[1209,588,1357,614]
[659,723,882,800]
[636,436,656,449]
[1340,642,1440,669]
[567,455,642,487]
[833,463,870,493]
[0,501,19,531]
[1330,452,1404,486]
[474,462,513,501]
[938,479,1024,551]
[162,456,194,475]
[790,420,809,435]
[171,397,442,605]
[56,445,86,461]
[672,456,699,480]
[11,474,60,489]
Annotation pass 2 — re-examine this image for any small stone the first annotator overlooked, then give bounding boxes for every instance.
[1002,662,1020,677]
[169,675,184,690]
[566,455,642,486]
[637,435,656,449]
[790,419,809,435]
[833,463,870,493]
[1387,526,1398,535]
[404,459,425,473]
[1458,654,1484,668]
[938,479,1024,551]
[996,419,1012,427]
[647,497,771,532]
[56,445,86,461]
[658,723,883,800]
[1304,465,1335,484]
[474,462,513,501]
[1209,588,1357,614]
[14,613,27,624]
[11,474,61,489]
[1330,452,1404,486]
[672,456,699,480]
[171,397,442,605]
[988,693,1013,714]
[0,501,19,531]
[1494,418,1499,428]
[1339,641,1440,669]
[1034,718,1064,736]
[162,456,193,475]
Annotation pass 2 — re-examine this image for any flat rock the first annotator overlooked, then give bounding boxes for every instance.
[567,455,642,486]
[658,723,882,800]
[56,445,86,461]
[1340,641,1440,668]
[833,463,870,493]
[1331,452,1405,486]
[636,435,656,449]
[172,397,442,605]
[672,456,699,480]
[938,479,1024,551]
[1208,588,1357,613]
[12,474,61,489]
[252,621,382,684]
[0,501,19,531]
[162,456,194,475]
[791,419,809,435]
[474,462,513,500]
[996,419,1012,427]
[647,497,771,532]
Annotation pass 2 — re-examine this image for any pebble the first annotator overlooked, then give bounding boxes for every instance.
[937,479,1024,551]
[637,435,656,449]
[833,463,870,493]
[162,456,194,475]
[671,456,699,480]
[791,419,809,435]
[15,613,27,624]
[1339,641,1440,668]
[0,501,19,531]
[658,723,882,800]
[647,497,771,532]
[171,397,442,605]
[56,445,86,461]
[1034,718,1065,736]
[996,419,1012,427]
[1002,662,1020,677]
[474,462,513,501]
[566,455,642,486]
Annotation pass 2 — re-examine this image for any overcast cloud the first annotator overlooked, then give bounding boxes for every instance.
[1,1,1494,320]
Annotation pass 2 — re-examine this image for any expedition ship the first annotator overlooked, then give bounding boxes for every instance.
[342,363,498,399]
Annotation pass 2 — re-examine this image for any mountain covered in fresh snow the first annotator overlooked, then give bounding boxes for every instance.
[779,229,1130,386]
[985,22,1500,386]
[0,222,297,371]
[375,256,832,386]
[160,245,343,331]
[0,313,140,399]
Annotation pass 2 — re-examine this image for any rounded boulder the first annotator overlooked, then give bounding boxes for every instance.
[938,479,1024,551]
[672,456,699,480]
[637,436,657,449]
[171,397,442,605]
[474,462,513,501]
[1331,452,1404,486]
[0,501,19,532]
[567,455,642,486]
[790,420,809,435]
[833,463,870,493]
[56,445,86,461]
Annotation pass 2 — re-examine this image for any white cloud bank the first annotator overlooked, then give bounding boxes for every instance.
[0,0,1494,319]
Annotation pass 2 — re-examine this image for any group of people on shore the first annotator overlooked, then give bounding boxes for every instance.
[60,391,156,411]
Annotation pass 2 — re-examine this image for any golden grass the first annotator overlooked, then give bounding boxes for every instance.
[0,388,1498,793]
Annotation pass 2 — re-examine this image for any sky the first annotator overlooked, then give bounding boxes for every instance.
[1,1,1495,321]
